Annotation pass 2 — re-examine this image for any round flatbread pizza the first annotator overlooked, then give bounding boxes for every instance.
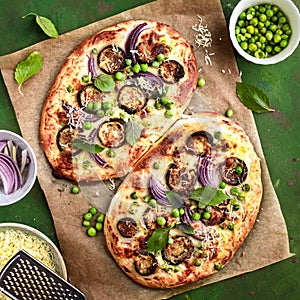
[104,112,262,289]
[40,20,198,181]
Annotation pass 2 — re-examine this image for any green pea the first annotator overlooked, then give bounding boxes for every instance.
[157,53,165,62]
[279,16,287,24]
[96,109,105,117]
[71,186,79,194]
[125,58,132,66]
[86,102,94,110]
[149,199,157,208]
[84,213,93,221]
[82,75,89,83]
[239,12,246,20]
[96,213,105,223]
[114,71,124,81]
[225,109,234,118]
[165,110,173,119]
[143,195,152,202]
[214,263,222,271]
[67,85,74,93]
[153,162,160,169]
[197,77,206,87]
[164,102,174,110]
[219,181,226,189]
[160,96,169,105]
[240,41,248,50]
[230,187,239,196]
[132,63,141,73]
[266,9,274,18]
[172,208,180,218]
[269,24,277,32]
[157,216,166,226]
[95,222,103,231]
[227,223,235,230]
[92,48,98,54]
[280,39,288,48]
[87,227,97,237]
[259,14,267,22]
[202,211,211,220]
[192,212,201,221]
[273,34,281,43]
[102,101,112,110]
[247,25,255,35]
[266,31,273,41]
[89,207,97,215]
[235,165,243,174]
[152,61,160,68]
[237,192,245,201]
[106,149,116,158]
[174,266,181,272]
[194,259,202,266]
[83,122,92,130]
[140,63,149,72]
[249,43,257,52]
[154,100,163,110]
[130,192,138,199]
[242,183,251,192]
[179,208,185,215]
[82,220,90,227]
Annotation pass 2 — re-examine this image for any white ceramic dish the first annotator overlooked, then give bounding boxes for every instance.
[0,222,67,280]
[229,0,300,64]
[0,130,37,206]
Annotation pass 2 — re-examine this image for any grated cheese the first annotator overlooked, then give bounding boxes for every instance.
[192,15,213,49]
[0,229,58,300]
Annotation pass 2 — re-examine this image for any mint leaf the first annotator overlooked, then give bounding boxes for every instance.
[72,139,104,154]
[14,51,42,95]
[23,13,59,38]
[93,74,115,92]
[126,119,142,146]
[165,191,185,208]
[236,82,275,113]
[146,227,171,252]
[189,187,228,209]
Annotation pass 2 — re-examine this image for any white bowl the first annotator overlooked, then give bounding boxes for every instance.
[229,0,300,64]
[0,222,67,280]
[0,130,37,206]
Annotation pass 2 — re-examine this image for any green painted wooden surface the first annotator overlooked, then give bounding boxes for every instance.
[0,1,299,299]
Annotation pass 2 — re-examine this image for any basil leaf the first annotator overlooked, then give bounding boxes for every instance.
[236,82,275,113]
[126,119,142,146]
[165,190,185,208]
[72,139,104,154]
[177,223,195,235]
[146,227,171,253]
[93,74,115,92]
[189,187,228,208]
[23,13,58,38]
[14,51,42,95]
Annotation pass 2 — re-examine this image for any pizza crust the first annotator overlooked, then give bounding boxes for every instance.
[104,112,262,289]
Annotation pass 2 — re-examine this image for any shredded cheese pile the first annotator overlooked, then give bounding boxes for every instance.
[0,228,58,300]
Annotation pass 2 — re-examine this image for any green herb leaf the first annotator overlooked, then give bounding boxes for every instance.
[189,187,228,209]
[93,74,115,92]
[23,13,59,38]
[72,139,104,154]
[126,119,142,146]
[165,191,185,208]
[236,82,275,113]
[177,223,195,235]
[14,51,43,95]
[146,227,171,253]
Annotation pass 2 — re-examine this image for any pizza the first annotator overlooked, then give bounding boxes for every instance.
[40,20,198,181]
[104,112,262,289]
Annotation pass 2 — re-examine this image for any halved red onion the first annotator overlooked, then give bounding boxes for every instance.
[125,22,148,64]
[0,153,23,194]
[197,155,221,188]
[148,176,170,206]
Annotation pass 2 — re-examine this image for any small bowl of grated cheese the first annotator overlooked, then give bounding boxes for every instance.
[0,223,67,300]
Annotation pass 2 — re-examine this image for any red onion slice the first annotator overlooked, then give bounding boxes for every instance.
[197,155,221,188]
[90,153,107,167]
[88,53,98,78]
[148,176,170,206]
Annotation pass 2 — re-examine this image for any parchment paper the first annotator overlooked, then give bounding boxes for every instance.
[0,0,293,299]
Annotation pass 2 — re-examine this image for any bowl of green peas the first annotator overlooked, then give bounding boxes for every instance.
[229,0,300,64]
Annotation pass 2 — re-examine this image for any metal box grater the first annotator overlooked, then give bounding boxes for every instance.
[0,250,86,300]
